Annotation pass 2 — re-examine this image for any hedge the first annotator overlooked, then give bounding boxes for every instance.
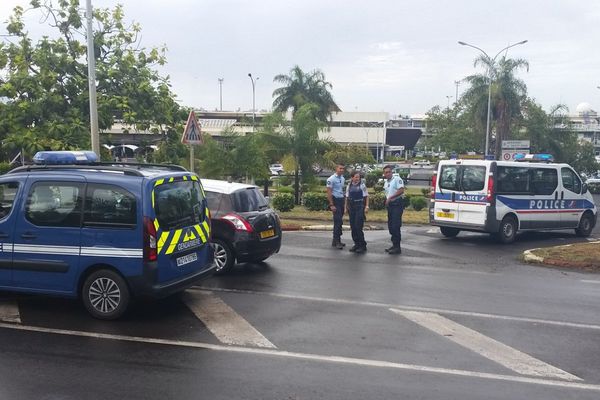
[410,196,428,211]
[303,192,329,211]
[277,186,294,194]
[588,182,600,194]
[370,192,386,210]
[272,193,295,212]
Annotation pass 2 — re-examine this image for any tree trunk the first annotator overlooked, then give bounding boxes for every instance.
[294,168,300,205]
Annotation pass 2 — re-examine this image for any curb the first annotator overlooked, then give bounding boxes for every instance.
[522,248,546,264]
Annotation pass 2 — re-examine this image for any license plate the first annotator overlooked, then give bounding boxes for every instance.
[176,252,198,267]
[436,211,454,219]
[260,229,275,239]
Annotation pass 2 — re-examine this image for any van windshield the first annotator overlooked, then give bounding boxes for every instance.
[154,180,205,230]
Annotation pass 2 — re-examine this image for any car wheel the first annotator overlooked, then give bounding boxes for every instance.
[498,216,518,244]
[575,213,594,237]
[440,227,460,238]
[82,269,130,320]
[212,239,235,274]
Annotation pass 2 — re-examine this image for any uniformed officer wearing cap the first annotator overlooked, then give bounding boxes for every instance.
[383,165,405,254]
[326,163,346,249]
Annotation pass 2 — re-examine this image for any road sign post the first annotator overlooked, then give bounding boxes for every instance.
[181,111,203,173]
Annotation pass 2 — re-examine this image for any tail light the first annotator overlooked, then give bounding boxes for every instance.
[430,174,437,199]
[144,216,157,261]
[222,213,254,232]
[486,175,495,204]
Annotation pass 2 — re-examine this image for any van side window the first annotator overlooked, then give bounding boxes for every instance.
[561,168,582,194]
[531,168,558,195]
[0,182,20,220]
[439,166,460,191]
[461,166,486,191]
[26,183,83,227]
[496,167,530,194]
[84,184,137,227]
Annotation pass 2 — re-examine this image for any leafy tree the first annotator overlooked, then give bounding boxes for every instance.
[423,105,481,154]
[0,0,183,160]
[323,143,375,169]
[272,65,340,123]
[462,56,529,157]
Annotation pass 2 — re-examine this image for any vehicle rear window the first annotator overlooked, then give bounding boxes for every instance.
[439,166,460,190]
[461,166,486,191]
[232,188,268,212]
[154,180,205,230]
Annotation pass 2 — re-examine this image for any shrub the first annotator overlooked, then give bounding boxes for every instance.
[255,178,272,188]
[303,192,329,211]
[279,175,292,186]
[420,188,430,197]
[272,193,294,212]
[370,192,386,210]
[0,162,10,174]
[402,194,413,208]
[373,181,384,193]
[410,196,428,211]
[366,169,383,187]
[277,186,294,194]
[588,182,600,194]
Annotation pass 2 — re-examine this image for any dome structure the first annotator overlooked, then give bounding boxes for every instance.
[575,102,596,116]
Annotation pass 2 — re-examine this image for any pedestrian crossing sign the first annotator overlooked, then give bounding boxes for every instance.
[181,111,203,145]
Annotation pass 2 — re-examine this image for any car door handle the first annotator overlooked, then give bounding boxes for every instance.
[560,191,564,200]
[21,232,37,239]
[554,191,558,200]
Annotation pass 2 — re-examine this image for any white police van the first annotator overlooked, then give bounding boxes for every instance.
[0,151,214,319]
[429,154,597,243]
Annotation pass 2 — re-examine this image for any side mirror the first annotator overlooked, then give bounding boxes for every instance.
[582,183,588,194]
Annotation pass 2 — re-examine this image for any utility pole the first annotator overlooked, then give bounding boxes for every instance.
[218,78,223,111]
[86,0,99,155]
[454,80,460,104]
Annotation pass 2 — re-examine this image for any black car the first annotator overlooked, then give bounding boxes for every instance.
[202,179,282,274]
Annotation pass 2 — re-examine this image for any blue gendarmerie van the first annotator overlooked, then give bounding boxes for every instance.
[0,151,214,319]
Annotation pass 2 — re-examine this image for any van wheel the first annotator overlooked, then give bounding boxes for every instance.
[440,227,460,238]
[575,213,594,237]
[212,239,235,274]
[82,269,130,320]
[498,216,517,244]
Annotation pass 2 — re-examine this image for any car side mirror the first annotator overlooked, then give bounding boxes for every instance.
[582,183,588,194]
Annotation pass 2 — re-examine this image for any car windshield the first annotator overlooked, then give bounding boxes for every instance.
[154,179,205,230]
[232,187,268,212]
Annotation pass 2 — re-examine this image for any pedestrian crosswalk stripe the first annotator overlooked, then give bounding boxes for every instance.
[182,290,276,348]
[391,309,581,382]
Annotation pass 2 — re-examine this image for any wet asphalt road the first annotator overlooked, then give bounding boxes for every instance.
[1,201,600,399]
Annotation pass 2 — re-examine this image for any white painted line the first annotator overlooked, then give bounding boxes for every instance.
[181,290,275,348]
[0,300,21,323]
[426,228,438,234]
[581,280,600,285]
[194,287,600,331]
[0,322,599,392]
[391,309,581,382]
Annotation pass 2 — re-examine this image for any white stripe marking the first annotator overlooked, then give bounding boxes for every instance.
[0,301,21,323]
[0,322,599,392]
[391,309,581,381]
[182,290,276,348]
[195,287,600,331]
[581,280,600,285]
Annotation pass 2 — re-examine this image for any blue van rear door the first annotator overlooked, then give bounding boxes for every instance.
[0,180,23,286]
[152,176,212,284]
[12,179,84,294]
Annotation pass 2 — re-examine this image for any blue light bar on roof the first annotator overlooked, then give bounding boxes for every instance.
[33,151,99,165]
[514,153,554,162]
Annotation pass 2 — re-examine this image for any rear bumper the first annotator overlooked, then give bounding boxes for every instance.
[128,262,216,298]
[234,232,282,262]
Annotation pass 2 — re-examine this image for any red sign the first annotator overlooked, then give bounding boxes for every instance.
[181,111,203,145]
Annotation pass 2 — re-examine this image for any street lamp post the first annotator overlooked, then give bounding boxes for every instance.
[247,73,258,126]
[446,95,453,109]
[85,0,99,155]
[218,78,223,111]
[458,40,528,158]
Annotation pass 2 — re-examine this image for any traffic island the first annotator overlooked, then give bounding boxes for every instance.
[523,241,600,272]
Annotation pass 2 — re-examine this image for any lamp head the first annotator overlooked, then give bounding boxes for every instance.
[518,40,528,45]
[458,41,467,46]
[248,73,252,77]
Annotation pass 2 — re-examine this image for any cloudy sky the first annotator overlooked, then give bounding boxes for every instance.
[1,0,599,117]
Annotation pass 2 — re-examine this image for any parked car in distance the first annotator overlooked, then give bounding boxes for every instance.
[413,160,431,166]
[202,179,282,274]
[586,175,600,184]
[269,164,284,173]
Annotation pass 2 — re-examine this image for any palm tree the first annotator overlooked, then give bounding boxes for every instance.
[462,55,529,157]
[272,65,340,123]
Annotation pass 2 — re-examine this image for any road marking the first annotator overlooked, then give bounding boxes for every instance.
[195,287,600,331]
[181,290,276,348]
[0,300,21,323]
[581,280,600,284]
[0,322,599,392]
[391,309,581,381]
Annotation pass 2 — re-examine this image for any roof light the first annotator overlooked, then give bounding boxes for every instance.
[33,151,98,165]
[514,153,554,163]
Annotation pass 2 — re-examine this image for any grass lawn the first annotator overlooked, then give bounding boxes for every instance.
[526,242,600,271]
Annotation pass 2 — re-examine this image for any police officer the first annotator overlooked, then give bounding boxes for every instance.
[327,163,346,249]
[383,165,405,254]
[345,171,369,253]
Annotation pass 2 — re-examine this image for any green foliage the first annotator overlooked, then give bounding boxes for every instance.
[272,193,295,212]
[366,169,383,187]
[279,175,292,186]
[421,188,431,197]
[410,196,428,211]
[588,183,600,194]
[0,162,11,174]
[323,144,375,170]
[402,194,413,208]
[277,186,294,194]
[303,192,329,211]
[424,105,481,154]
[0,1,183,161]
[370,192,386,210]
